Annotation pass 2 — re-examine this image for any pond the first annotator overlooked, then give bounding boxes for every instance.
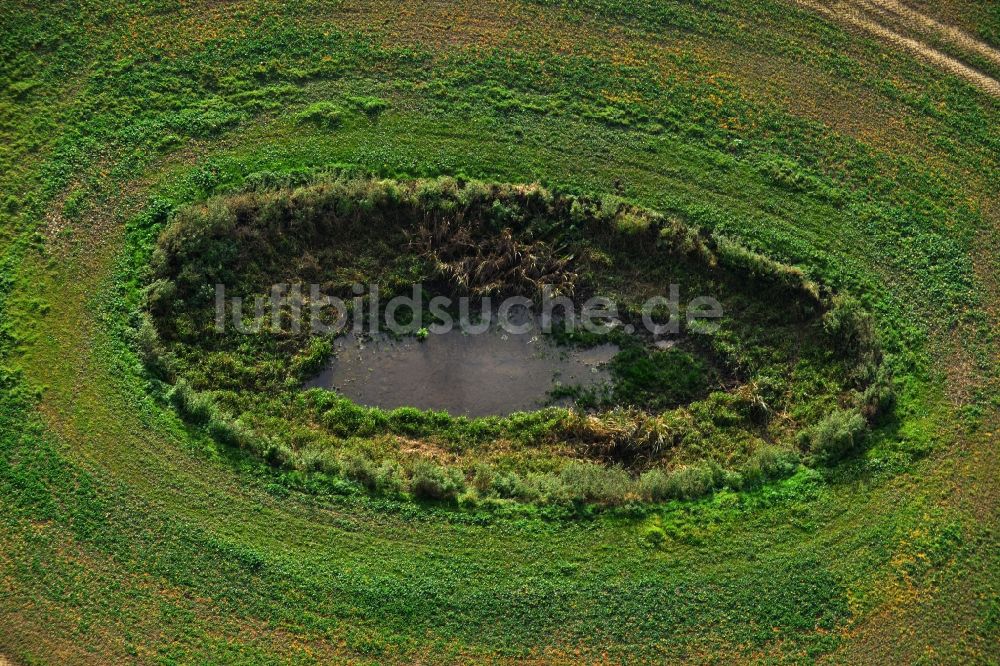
[305,325,619,417]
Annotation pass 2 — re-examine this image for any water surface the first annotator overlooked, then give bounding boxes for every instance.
[306,327,618,417]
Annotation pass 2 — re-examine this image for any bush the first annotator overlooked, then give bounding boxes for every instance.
[665,461,726,500]
[516,473,571,504]
[341,450,378,489]
[471,463,495,494]
[488,470,524,499]
[639,463,730,502]
[713,234,820,300]
[166,100,244,138]
[757,156,816,192]
[409,461,464,501]
[798,408,868,462]
[389,407,452,437]
[859,366,895,421]
[731,380,773,425]
[637,468,671,501]
[243,169,315,192]
[321,399,387,437]
[169,380,269,453]
[641,524,667,548]
[297,447,339,475]
[295,102,346,129]
[559,461,631,504]
[374,460,405,495]
[562,408,692,464]
[822,295,878,362]
[8,78,40,99]
[135,312,172,376]
[145,278,177,319]
[291,337,333,379]
[737,446,798,489]
[264,443,293,467]
[206,415,257,451]
[346,95,389,117]
[169,379,213,425]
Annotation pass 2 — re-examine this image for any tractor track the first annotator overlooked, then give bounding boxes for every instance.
[859,0,1000,69]
[794,0,1000,97]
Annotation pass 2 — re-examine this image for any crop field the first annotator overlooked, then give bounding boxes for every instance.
[0,0,998,664]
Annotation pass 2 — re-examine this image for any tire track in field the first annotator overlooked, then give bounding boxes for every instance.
[794,0,1000,97]
[859,0,1000,70]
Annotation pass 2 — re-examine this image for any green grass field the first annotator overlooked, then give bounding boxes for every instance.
[1,0,998,663]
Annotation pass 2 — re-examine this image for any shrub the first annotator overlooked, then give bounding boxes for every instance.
[346,95,389,117]
[457,488,480,509]
[388,407,452,437]
[641,524,667,548]
[637,468,671,501]
[207,415,257,451]
[615,211,651,234]
[388,407,431,436]
[290,337,333,379]
[168,379,271,453]
[295,102,346,129]
[642,461,753,502]
[713,234,820,300]
[374,459,405,495]
[341,450,378,489]
[516,473,572,504]
[737,446,798,489]
[798,408,868,462]
[145,278,177,319]
[731,380,773,424]
[488,470,524,499]
[757,156,816,192]
[243,169,315,192]
[321,399,387,437]
[559,461,631,504]
[8,78,40,99]
[409,461,464,501]
[169,379,213,425]
[822,295,878,362]
[664,461,726,500]
[264,443,293,467]
[560,407,693,466]
[858,366,895,421]
[135,312,172,377]
[167,100,244,138]
[297,447,339,475]
[471,463,495,494]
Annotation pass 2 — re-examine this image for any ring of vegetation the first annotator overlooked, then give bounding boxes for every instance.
[140,176,892,507]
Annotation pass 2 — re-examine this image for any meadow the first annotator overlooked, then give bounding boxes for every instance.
[0,0,997,663]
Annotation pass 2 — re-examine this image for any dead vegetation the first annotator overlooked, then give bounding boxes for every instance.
[409,217,578,298]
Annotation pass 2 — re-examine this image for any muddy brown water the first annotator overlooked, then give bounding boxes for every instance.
[305,326,619,417]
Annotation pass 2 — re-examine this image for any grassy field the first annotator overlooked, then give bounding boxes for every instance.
[1,0,997,663]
